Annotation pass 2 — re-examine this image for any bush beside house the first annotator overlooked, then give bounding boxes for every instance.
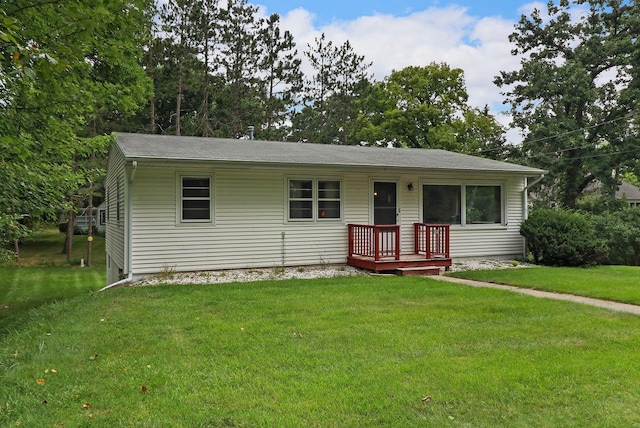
[521,206,640,267]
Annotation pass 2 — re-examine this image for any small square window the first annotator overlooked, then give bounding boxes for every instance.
[181,176,211,222]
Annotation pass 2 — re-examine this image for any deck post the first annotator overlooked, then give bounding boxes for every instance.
[444,224,450,258]
[374,226,380,261]
[395,225,401,260]
[348,224,354,257]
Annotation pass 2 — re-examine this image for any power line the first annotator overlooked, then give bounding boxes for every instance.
[478,110,640,154]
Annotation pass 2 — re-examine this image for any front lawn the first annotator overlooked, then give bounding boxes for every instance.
[450,265,640,305]
[2,276,640,426]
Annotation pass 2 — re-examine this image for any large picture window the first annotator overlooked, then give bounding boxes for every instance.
[181,176,211,222]
[423,183,503,226]
[466,185,501,224]
[288,178,341,221]
[423,185,461,224]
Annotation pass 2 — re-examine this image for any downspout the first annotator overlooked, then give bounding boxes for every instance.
[523,173,545,219]
[100,160,137,292]
[522,173,545,259]
[523,173,545,192]
[99,272,133,292]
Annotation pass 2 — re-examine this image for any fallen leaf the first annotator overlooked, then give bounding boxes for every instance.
[50,369,57,373]
[146,365,151,368]
[36,378,45,385]
[421,396,432,402]
[141,385,147,393]
[89,354,98,360]
[123,367,127,374]
[240,327,245,331]
[42,400,48,405]
[44,369,49,374]
[83,403,91,409]
[88,413,93,419]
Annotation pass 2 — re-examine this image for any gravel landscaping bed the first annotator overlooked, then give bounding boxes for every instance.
[133,259,534,286]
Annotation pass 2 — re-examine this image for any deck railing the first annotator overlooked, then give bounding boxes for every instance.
[414,223,450,259]
[348,224,400,261]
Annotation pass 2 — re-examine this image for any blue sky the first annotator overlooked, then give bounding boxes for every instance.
[257,0,533,25]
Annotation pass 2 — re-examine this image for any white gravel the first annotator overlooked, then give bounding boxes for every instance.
[132,259,534,286]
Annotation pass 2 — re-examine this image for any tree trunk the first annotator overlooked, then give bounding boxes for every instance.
[150,96,156,134]
[176,62,183,136]
[64,209,75,262]
[86,190,93,267]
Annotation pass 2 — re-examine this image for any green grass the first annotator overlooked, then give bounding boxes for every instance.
[2,276,640,426]
[449,265,640,305]
[1,229,105,337]
[15,228,106,267]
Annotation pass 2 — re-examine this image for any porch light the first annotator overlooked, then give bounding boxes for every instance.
[407,183,414,191]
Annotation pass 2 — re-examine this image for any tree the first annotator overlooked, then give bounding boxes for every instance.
[354,63,505,153]
[495,0,640,208]
[1,0,153,254]
[161,0,201,136]
[217,0,264,138]
[292,33,372,144]
[258,13,303,140]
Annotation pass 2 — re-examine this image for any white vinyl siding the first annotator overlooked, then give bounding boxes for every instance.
[104,145,127,284]
[123,165,528,279]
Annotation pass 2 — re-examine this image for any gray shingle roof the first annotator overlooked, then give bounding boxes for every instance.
[115,132,545,175]
[616,181,640,201]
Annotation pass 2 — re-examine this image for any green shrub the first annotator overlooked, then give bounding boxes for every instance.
[520,208,607,266]
[594,208,640,266]
[576,195,628,215]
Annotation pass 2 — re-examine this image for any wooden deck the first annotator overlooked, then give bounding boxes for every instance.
[347,253,452,274]
[347,223,452,275]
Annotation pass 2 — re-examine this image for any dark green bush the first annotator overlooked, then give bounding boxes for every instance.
[520,208,607,266]
[577,195,628,215]
[594,208,640,266]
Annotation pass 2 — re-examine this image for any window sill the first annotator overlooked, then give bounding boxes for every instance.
[452,224,508,231]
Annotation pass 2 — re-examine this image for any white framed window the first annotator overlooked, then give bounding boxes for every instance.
[179,174,213,223]
[288,178,342,222]
[289,179,313,220]
[422,183,504,226]
[465,185,502,224]
[422,184,462,224]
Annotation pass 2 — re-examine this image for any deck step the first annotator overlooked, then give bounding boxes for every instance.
[394,266,442,277]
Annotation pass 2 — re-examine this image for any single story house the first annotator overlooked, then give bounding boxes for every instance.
[74,202,107,234]
[616,181,640,207]
[104,133,545,285]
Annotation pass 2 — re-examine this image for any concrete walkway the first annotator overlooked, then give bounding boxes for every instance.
[431,275,640,316]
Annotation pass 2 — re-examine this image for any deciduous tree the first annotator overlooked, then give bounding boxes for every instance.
[495,0,640,208]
